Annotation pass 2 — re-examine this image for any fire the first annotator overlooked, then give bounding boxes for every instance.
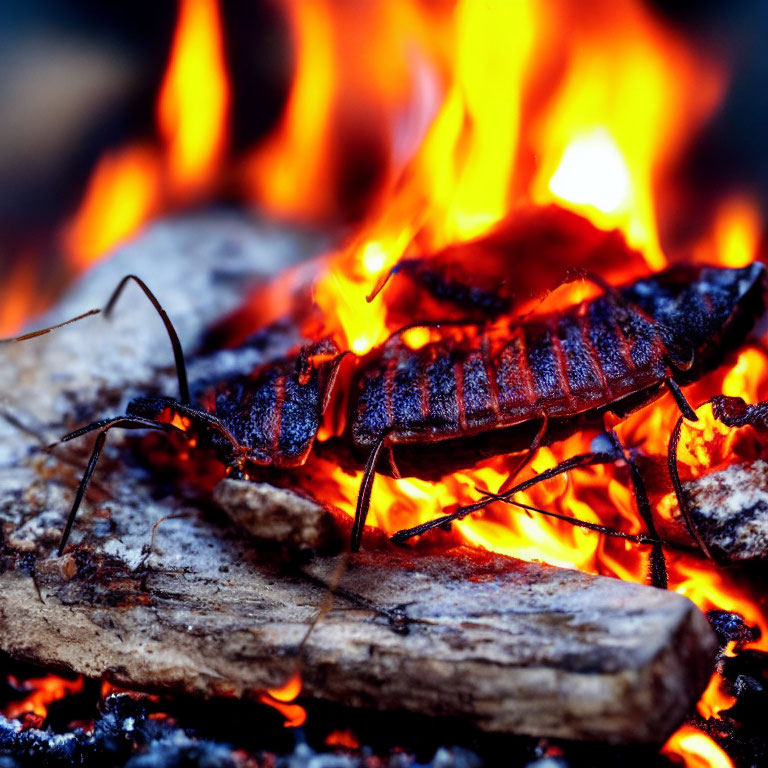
[244,0,451,222]
[5,675,83,720]
[257,672,306,728]
[530,0,723,270]
[244,0,336,221]
[325,730,359,749]
[158,0,229,197]
[289,0,726,356]
[63,0,229,270]
[713,195,763,269]
[62,144,161,269]
[7,0,768,762]
[697,673,737,721]
[0,258,40,335]
[662,725,734,768]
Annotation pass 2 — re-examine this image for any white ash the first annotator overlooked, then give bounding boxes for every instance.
[682,459,768,562]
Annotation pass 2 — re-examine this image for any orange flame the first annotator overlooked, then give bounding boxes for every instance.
[63,0,229,270]
[244,0,336,220]
[258,672,306,728]
[5,675,83,720]
[158,0,229,196]
[298,0,727,357]
[0,257,40,335]
[325,730,359,749]
[244,0,451,223]
[530,0,723,270]
[713,195,764,268]
[697,672,737,721]
[663,725,734,768]
[35,2,768,762]
[62,144,161,268]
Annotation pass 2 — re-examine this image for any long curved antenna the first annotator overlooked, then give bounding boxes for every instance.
[105,275,190,405]
[56,415,175,555]
[0,309,101,344]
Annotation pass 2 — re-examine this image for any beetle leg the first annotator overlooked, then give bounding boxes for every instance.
[665,393,765,565]
[667,414,717,563]
[3,274,190,405]
[393,430,670,589]
[351,433,391,552]
[495,415,548,495]
[54,415,177,556]
[391,450,617,543]
[666,378,699,422]
[104,275,190,404]
[607,430,668,589]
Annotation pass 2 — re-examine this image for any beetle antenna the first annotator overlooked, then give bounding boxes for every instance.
[104,275,190,405]
[0,309,101,343]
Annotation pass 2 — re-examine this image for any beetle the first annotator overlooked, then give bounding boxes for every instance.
[6,262,767,588]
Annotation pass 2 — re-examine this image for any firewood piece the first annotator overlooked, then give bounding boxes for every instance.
[213,478,342,551]
[0,219,716,744]
[0,500,716,745]
[672,459,768,563]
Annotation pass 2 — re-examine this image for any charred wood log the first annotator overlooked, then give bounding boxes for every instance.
[0,218,717,744]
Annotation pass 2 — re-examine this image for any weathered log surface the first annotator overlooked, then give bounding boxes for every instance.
[0,218,717,743]
[657,460,768,563]
[682,460,768,563]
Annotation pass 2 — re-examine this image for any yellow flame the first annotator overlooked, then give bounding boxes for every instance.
[714,195,763,268]
[441,0,538,239]
[663,725,734,768]
[63,145,160,268]
[548,128,632,216]
[158,0,229,195]
[722,348,765,403]
[531,0,723,270]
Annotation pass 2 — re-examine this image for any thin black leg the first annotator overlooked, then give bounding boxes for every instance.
[391,449,618,544]
[666,379,699,422]
[667,414,716,562]
[608,431,668,589]
[351,433,390,552]
[56,416,172,555]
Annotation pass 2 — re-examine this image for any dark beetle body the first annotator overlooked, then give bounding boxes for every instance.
[347,263,766,476]
[132,262,767,481]
[40,261,768,556]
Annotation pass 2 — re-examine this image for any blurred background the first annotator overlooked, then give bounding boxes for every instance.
[0,0,766,332]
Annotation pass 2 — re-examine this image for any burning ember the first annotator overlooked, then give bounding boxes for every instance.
[2,1,768,766]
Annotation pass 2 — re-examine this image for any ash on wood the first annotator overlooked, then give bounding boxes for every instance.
[660,460,768,564]
[213,478,342,551]
[0,218,716,744]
